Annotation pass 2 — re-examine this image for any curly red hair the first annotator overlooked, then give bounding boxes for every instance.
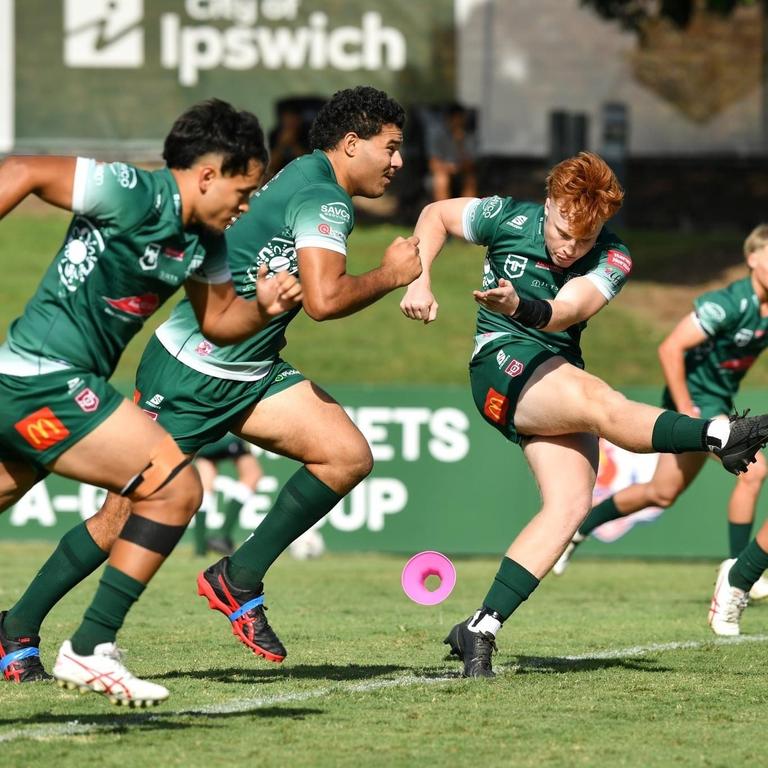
[546,152,624,238]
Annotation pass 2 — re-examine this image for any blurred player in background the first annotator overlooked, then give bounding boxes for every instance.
[193,433,262,556]
[0,100,302,704]
[554,226,768,608]
[3,86,420,695]
[401,152,768,678]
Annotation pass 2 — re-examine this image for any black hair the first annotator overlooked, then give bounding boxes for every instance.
[309,86,405,151]
[163,98,268,175]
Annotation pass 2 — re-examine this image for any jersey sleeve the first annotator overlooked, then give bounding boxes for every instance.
[693,288,739,337]
[584,246,633,301]
[187,234,232,285]
[462,196,506,245]
[287,184,354,255]
[71,157,153,228]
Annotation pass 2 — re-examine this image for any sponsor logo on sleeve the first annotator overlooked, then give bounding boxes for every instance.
[15,407,71,451]
[111,162,138,189]
[483,388,509,425]
[481,197,503,219]
[606,249,632,274]
[318,223,332,235]
[75,388,100,413]
[698,301,727,327]
[103,293,159,318]
[59,218,104,292]
[319,201,351,225]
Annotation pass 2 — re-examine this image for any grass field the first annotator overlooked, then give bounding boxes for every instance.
[1,542,767,766]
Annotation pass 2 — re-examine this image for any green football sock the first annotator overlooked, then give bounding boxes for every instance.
[651,411,708,453]
[70,565,145,656]
[194,510,208,556]
[482,557,540,621]
[728,522,753,559]
[227,466,341,590]
[578,496,621,537]
[4,522,107,638]
[729,539,768,592]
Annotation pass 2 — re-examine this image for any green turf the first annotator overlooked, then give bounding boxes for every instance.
[1,543,767,766]
[1,208,758,389]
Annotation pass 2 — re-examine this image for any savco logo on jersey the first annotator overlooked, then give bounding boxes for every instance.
[63,0,408,87]
[320,202,351,225]
[58,218,105,293]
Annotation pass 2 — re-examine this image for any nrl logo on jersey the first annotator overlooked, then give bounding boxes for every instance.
[503,254,528,279]
[59,217,104,292]
[734,328,755,347]
[140,243,160,271]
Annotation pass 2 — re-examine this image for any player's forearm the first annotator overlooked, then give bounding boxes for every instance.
[303,269,399,320]
[200,296,269,345]
[412,203,449,285]
[658,344,693,411]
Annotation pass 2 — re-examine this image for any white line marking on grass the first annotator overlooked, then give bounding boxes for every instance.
[3,634,768,743]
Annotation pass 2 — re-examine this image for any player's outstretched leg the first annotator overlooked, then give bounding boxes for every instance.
[0,611,51,683]
[52,640,168,707]
[444,609,500,678]
[711,412,768,474]
[197,557,286,662]
[708,559,749,636]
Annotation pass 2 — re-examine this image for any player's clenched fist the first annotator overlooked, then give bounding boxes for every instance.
[255,264,303,316]
[400,282,439,324]
[382,235,422,286]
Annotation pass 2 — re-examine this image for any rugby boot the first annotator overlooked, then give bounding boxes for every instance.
[444,613,498,678]
[710,411,768,474]
[708,559,748,637]
[53,640,168,707]
[0,611,51,683]
[197,557,286,662]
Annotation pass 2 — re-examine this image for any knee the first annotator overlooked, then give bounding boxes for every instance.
[149,465,203,524]
[738,455,768,487]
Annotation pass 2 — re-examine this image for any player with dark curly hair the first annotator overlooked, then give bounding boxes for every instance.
[401,151,768,677]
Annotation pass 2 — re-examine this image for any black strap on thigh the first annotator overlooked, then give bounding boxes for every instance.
[119,514,187,556]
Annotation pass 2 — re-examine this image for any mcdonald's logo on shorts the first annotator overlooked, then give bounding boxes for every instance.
[483,388,509,425]
[14,407,71,451]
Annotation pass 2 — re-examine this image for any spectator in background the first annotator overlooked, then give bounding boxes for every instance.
[194,434,263,557]
[426,102,478,201]
[267,103,311,177]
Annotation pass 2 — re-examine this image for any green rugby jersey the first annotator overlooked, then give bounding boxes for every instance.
[464,196,632,364]
[155,150,354,381]
[0,158,231,379]
[684,277,768,401]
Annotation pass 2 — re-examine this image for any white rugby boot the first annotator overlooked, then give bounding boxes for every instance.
[552,533,585,576]
[708,559,749,637]
[53,640,169,707]
[748,573,768,601]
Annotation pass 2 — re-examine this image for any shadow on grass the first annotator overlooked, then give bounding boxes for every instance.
[511,654,670,674]
[0,706,324,736]
[154,662,429,684]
